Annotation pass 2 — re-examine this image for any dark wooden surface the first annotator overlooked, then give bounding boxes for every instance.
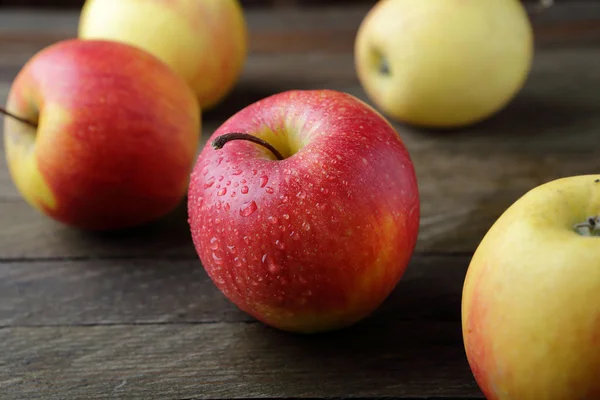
[0,2,599,399]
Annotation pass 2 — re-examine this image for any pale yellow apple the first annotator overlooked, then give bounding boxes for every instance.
[462,175,600,399]
[354,0,534,128]
[78,0,248,111]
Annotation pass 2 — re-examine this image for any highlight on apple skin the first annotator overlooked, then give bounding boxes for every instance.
[187,89,421,334]
[3,38,201,231]
[462,175,600,400]
[354,0,534,129]
[78,0,248,111]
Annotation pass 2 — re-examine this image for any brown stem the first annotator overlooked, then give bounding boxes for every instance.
[0,106,37,129]
[212,132,285,161]
[573,216,600,237]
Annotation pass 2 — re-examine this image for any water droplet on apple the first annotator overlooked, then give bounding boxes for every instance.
[216,157,223,165]
[209,237,219,250]
[283,214,290,220]
[297,192,306,199]
[275,240,285,250]
[240,201,257,217]
[268,216,278,224]
[241,179,247,184]
[226,180,231,186]
[290,231,300,240]
[302,222,311,231]
[231,192,237,198]
[227,245,235,252]
[217,187,227,196]
[204,178,215,188]
[252,169,258,175]
[212,252,223,265]
[265,187,274,194]
[241,186,249,194]
[243,236,250,244]
[232,170,242,176]
[224,203,231,212]
[260,176,269,187]
[234,257,242,267]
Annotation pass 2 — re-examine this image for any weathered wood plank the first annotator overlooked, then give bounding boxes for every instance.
[0,254,468,326]
[0,320,482,400]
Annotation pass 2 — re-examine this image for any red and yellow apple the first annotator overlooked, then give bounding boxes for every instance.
[3,38,200,230]
[354,0,534,128]
[78,0,248,111]
[462,175,600,399]
[187,89,420,333]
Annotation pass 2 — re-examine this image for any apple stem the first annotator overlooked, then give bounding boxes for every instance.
[573,216,600,237]
[212,132,285,161]
[0,106,37,129]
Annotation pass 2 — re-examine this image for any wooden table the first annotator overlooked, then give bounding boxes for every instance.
[1,3,599,399]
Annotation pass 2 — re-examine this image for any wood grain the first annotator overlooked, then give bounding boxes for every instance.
[0,320,481,400]
[0,254,468,326]
[0,4,598,400]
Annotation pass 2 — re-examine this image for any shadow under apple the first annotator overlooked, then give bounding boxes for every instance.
[209,252,479,397]
[47,196,197,260]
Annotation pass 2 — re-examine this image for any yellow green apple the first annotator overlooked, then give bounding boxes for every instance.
[78,0,248,111]
[462,175,600,399]
[354,0,534,129]
[2,38,200,230]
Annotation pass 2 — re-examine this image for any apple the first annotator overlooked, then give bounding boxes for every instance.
[354,0,534,129]
[187,89,420,333]
[462,175,600,399]
[2,38,200,231]
[78,0,248,111]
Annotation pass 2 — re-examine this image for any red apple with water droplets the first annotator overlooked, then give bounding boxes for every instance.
[187,89,420,333]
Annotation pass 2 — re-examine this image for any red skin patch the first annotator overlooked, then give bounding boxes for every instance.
[187,90,420,332]
[8,39,200,230]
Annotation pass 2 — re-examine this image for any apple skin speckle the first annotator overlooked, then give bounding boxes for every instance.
[187,89,420,333]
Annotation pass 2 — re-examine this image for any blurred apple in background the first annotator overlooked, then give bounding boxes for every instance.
[187,89,420,333]
[462,175,600,399]
[78,0,248,111]
[354,0,534,129]
[2,39,200,230]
